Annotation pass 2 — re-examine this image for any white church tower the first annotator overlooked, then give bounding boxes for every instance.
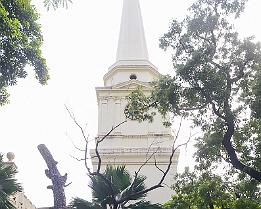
[92,0,179,203]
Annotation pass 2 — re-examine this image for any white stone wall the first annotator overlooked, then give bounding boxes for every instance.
[11,192,37,209]
[92,0,180,204]
[93,65,180,204]
[97,95,171,136]
[104,65,159,86]
[92,146,179,203]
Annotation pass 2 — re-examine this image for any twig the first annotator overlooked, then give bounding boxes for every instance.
[66,132,86,152]
[69,154,98,162]
[117,118,190,204]
[65,105,89,143]
[154,157,165,174]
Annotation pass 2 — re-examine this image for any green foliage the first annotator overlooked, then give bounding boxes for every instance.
[125,88,157,123]
[71,166,159,209]
[127,201,162,209]
[125,0,261,181]
[90,165,146,206]
[125,85,172,127]
[0,154,22,209]
[195,132,226,170]
[70,198,103,209]
[232,198,261,209]
[43,0,72,10]
[163,170,261,209]
[0,0,49,105]
[250,70,261,119]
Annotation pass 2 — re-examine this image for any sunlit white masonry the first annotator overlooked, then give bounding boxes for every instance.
[92,0,179,203]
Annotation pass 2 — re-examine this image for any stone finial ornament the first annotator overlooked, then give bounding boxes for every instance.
[6,152,15,162]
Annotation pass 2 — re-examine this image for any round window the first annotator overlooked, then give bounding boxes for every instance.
[129,74,137,80]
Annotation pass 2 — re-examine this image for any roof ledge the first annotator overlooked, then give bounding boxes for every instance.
[108,60,158,71]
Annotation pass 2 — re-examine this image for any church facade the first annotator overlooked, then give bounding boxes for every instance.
[92,0,179,203]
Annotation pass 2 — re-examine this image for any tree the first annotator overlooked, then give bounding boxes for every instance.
[70,166,161,209]
[70,198,103,209]
[0,0,49,105]
[66,106,185,209]
[0,154,22,209]
[125,0,261,182]
[38,144,71,209]
[43,0,72,10]
[163,169,261,209]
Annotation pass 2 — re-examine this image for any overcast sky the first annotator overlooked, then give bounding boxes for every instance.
[1,0,261,207]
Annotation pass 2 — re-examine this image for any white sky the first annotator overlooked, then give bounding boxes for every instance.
[1,0,261,207]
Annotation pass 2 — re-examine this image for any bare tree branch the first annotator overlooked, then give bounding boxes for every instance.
[154,157,165,174]
[69,154,98,162]
[117,118,192,204]
[66,133,86,152]
[67,108,192,208]
[95,120,127,173]
[65,105,89,143]
[67,107,128,206]
[129,147,161,194]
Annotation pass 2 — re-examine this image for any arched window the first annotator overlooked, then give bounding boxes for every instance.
[129,74,137,80]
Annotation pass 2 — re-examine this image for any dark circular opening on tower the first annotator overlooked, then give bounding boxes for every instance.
[130,74,137,80]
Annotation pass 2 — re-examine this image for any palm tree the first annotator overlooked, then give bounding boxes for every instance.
[0,154,22,209]
[70,198,102,209]
[70,166,161,209]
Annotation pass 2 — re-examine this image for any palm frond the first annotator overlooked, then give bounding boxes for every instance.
[70,197,102,209]
[43,0,72,10]
[0,154,22,209]
[89,166,133,203]
[73,166,153,209]
[120,175,147,201]
[127,201,162,209]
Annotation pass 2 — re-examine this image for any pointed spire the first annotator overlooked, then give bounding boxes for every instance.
[116,0,149,61]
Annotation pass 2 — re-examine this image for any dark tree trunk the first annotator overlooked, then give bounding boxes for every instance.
[207,192,214,209]
[209,203,214,209]
[222,122,261,182]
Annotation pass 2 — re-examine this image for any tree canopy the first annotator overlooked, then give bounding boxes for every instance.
[0,0,75,106]
[163,169,261,209]
[0,0,49,105]
[125,0,261,182]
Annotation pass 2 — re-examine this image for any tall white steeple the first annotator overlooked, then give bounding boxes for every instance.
[108,0,157,73]
[93,0,179,204]
[116,0,149,61]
